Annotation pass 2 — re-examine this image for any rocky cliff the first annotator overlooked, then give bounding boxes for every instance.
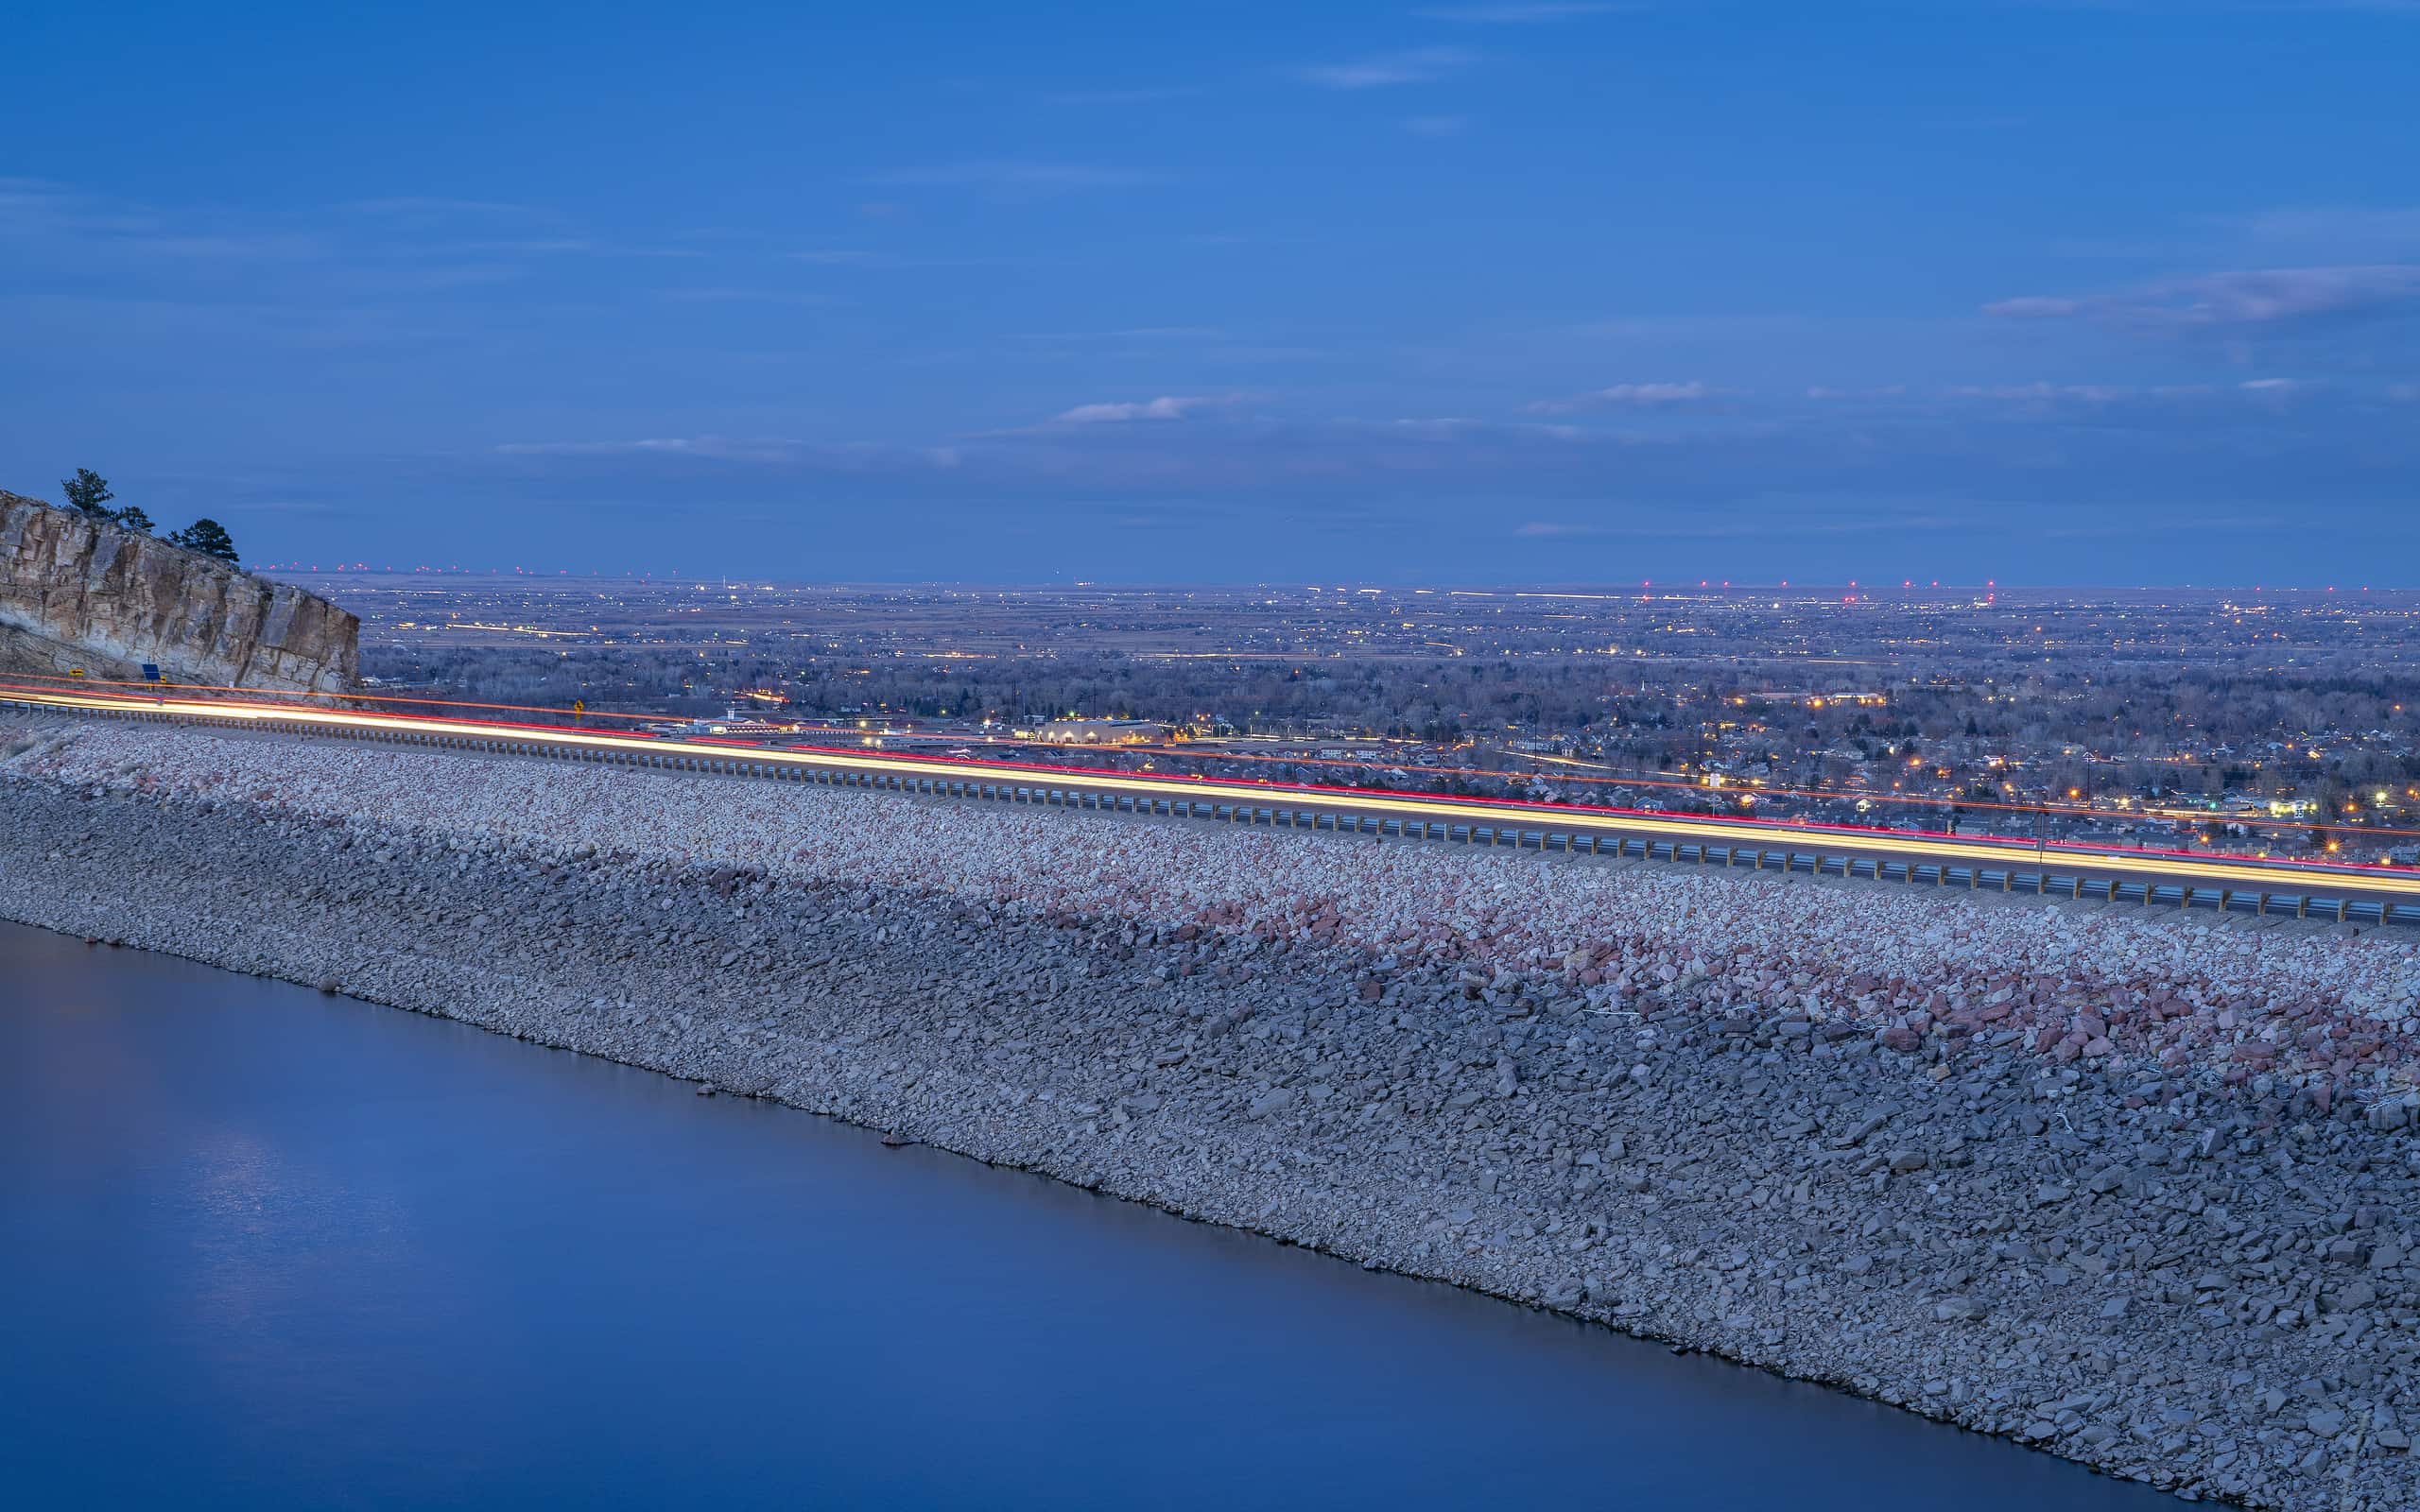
[0,490,356,694]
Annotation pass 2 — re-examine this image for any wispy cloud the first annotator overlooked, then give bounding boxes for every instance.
[1051,394,1253,423]
[1984,265,2420,330]
[496,437,794,460]
[467,391,2417,550]
[1935,380,2342,420]
[1512,521,1599,537]
[1530,380,1732,413]
[1294,48,1475,90]
[492,436,958,470]
[1946,382,2139,403]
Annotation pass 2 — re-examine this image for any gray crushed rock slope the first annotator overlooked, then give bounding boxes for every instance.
[4,715,2417,1509]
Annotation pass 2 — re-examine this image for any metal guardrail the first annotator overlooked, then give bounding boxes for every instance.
[10,689,2417,929]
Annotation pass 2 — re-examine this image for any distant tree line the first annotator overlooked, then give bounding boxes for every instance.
[61,468,238,564]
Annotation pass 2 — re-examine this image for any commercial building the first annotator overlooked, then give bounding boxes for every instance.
[1032,718,1170,746]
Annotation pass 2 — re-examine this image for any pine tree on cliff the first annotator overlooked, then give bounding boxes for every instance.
[167,518,240,565]
[61,468,114,519]
[113,505,156,535]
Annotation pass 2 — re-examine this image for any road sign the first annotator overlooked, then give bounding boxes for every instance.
[141,663,161,682]
[67,667,84,679]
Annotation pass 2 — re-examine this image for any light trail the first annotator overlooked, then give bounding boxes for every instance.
[1123,740,2420,841]
[10,683,2420,908]
[8,672,879,736]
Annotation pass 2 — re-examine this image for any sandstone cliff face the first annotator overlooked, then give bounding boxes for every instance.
[0,490,356,694]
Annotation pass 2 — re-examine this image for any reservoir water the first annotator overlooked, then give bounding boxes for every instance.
[0,921,2180,1509]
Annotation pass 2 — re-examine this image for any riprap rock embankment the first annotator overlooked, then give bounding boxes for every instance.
[4,714,2417,1509]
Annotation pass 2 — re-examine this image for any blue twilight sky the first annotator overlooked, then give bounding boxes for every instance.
[3,1,2415,584]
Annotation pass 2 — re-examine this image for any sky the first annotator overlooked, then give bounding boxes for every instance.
[3,1,2415,585]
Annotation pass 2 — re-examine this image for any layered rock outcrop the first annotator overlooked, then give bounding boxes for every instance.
[0,490,355,693]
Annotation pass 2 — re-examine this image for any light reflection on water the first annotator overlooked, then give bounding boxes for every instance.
[0,922,2182,1509]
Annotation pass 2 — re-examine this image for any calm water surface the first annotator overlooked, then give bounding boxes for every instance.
[0,921,2179,1509]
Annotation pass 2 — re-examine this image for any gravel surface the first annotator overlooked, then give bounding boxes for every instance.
[6,713,2419,1508]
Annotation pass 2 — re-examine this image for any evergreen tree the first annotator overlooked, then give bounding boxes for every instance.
[61,468,114,519]
[113,505,156,535]
[167,518,240,564]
